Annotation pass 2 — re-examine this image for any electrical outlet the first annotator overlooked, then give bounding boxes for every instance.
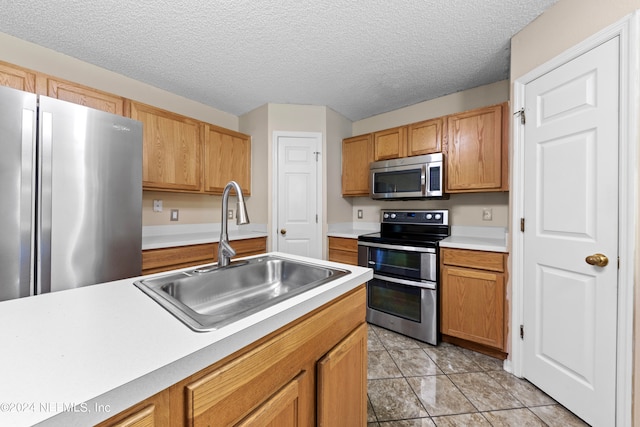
[170,209,179,221]
[357,209,363,219]
[228,209,234,219]
[153,199,163,212]
[482,208,493,221]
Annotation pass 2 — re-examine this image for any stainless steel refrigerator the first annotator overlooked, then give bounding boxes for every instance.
[0,85,143,301]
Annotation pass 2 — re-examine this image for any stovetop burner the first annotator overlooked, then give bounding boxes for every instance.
[358,209,450,248]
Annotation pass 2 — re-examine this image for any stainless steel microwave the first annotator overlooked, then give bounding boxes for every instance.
[369,152,444,200]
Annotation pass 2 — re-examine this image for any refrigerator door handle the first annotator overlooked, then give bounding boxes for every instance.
[37,111,53,295]
[21,108,36,297]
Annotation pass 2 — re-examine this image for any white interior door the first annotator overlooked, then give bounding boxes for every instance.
[273,132,321,259]
[522,37,619,427]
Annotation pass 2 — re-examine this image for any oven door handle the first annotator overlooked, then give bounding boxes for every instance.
[373,274,436,290]
[357,241,436,253]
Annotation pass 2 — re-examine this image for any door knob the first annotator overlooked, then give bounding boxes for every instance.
[585,253,608,267]
[280,228,287,235]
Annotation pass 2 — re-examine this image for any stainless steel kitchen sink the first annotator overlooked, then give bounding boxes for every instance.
[134,254,350,331]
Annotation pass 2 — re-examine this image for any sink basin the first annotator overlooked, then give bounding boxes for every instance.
[134,255,350,331]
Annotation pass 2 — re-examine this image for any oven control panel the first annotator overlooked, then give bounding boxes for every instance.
[381,210,449,225]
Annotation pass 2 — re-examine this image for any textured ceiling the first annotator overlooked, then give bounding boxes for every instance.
[0,0,557,121]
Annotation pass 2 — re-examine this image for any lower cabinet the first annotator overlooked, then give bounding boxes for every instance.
[327,237,358,266]
[440,248,508,357]
[142,237,267,275]
[99,285,367,427]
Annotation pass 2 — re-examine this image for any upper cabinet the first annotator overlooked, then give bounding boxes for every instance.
[45,78,126,116]
[0,61,37,93]
[408,117,443,156]
[203,125,251,195]
[342,134,373,196]
[129,101,203,192]
[373,126,407,161]
[445,103,508,193]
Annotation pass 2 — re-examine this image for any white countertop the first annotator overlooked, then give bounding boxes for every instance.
[0,253,372,427]
[439,226,509,253]
[326,222,379,239]
[142,223,268,250]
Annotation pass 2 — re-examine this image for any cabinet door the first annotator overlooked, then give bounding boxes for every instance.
[328,237,358,266]
[0,61,37,92]
[317,323,367,427]
[46,78,125,115]
[204,125,251,195]
[445,103,507,192]
[96,390,170,427]
[236,372,307,427]
[441,265,505,349]
[373,126,407,160]
[408,118,442,156]
[341,134,373,196]
[129,102,202,192]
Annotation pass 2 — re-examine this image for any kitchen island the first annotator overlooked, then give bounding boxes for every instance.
[0,252,372,426]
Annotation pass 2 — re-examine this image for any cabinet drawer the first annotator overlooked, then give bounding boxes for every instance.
[231,237,267,257]
[328,249,358,266]
[328,237,357,252]
[142,243,215,274]
[441,248,505,272]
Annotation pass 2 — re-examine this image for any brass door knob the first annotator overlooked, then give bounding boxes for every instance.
[280,228,287,235]
[585,253,608,267]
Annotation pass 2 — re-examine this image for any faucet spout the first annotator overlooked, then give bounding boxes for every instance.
[218,181,250,267]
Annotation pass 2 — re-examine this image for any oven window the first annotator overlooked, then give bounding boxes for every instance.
[368,278,421,322]
[373,169,422,193]
[369,247,424,280]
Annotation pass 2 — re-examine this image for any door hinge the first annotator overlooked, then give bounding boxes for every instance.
[520,325,524,339]
[520,218,525,232]
[313,151,320,162]
[514,108,526,125]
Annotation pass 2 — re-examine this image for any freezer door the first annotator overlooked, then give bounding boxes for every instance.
[37,96,143,294]
[0,86,36,301]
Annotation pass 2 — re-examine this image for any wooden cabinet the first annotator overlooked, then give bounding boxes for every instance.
[45,77,126,116]
[129,101,203,192]
[96,389,170,427]
[178,285,366,427]
[98,284,367,426]
[142,237,267,275]
[408,117,443,156]
[341,134,373,196]
[328,237,358,265]
[373,126,407,160]
[445,103,508,193]
[317,323,367,426]
[203,125,251,195]
[440,248,508,357]
[0,61,37,92]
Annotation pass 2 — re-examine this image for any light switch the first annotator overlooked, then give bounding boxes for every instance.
[357,209,363,219]
[170,209,179,221]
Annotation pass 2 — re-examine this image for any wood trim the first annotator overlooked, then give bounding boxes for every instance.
[0,60,37,93]
[441,248,506,272]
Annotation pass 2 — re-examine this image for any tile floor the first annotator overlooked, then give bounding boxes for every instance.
[366,324,590,426]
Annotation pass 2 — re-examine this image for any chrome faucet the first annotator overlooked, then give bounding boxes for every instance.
[218,181,250,267]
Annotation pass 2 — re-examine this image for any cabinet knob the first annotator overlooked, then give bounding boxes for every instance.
[585,253,608,267]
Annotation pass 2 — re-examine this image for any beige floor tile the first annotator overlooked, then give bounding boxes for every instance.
[432,413,491,426]
[369,326,386,351]
[529,404,590,427]
[483,408,546,426]
[389,349,442,377]
[379,418,436,426]
[368,397,378,423]
[448,372,523,411]
[373,326,423,350]
[459,347,505,371]
[486,370,556,407]
[368,378,429,421]
[407,375,476,417]
[369,350,404,379]
[421,344,482,374]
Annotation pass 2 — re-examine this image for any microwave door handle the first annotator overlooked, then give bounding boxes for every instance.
[421,164,427,195]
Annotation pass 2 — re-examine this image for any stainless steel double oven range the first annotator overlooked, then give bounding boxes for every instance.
[358,210,449,345]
